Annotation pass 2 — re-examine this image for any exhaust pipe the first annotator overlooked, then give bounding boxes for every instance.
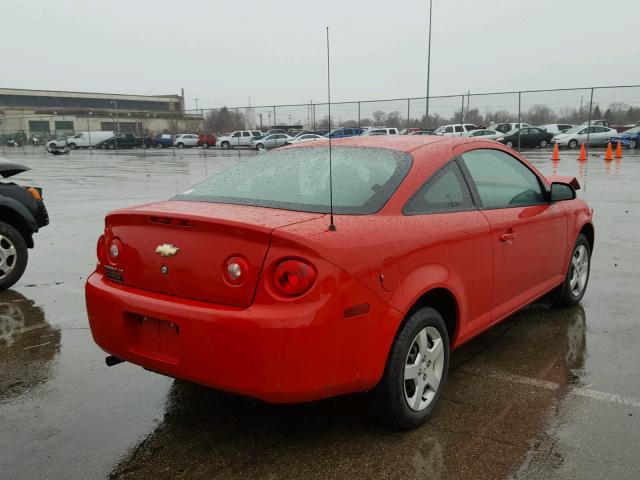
[105,355,124,367]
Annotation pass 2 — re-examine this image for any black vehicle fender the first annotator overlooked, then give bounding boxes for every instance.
[0,196,38,247]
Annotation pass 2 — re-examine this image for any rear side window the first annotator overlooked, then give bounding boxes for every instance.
[175,146,412,215]
[454,126,463,132]
[461,149,545,209]
[404,161,474,215]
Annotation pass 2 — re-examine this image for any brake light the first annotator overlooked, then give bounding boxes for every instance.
[272,259,317,297]
[96,235,106,264]
[223,256,248,285]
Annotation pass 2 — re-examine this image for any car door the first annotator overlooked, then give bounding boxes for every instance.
[458,148,568,321]
[239,131,251,146]
[401,160,494,340]
[593,126,611,144]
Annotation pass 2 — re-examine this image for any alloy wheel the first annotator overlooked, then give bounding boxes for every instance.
[404,326,444,412]
[569,245,589,297]
[0,235,17,280]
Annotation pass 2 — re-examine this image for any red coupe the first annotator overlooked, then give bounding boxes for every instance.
[86,136,594,428]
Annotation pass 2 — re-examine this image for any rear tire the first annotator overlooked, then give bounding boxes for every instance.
[555,233,591,307]
[568,139,578,149]
[539,139,548,148]
[221,141,230,150]
[372,307,449,429]
[69,143,77,149]
[506,141,514,148]
[629,139,637,149]
[0,221,28,291]
[177,143,184,149]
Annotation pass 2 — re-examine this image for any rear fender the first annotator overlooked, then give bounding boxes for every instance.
[391,263,466,344]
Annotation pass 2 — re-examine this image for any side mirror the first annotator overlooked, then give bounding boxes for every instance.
[550,182,575,202]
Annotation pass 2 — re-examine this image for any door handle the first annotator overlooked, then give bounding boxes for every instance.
[499,230,517,242]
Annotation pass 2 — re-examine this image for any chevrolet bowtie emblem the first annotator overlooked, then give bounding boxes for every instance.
[155,244,180,257]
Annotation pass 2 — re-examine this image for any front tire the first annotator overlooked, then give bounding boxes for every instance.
[372,307,449,429]
[556,233,591,307]
[0,221,28,291]
[69,142,77,149]
[221,141,230,150]
[568,139,578,149]
[177,143,184,149]
[506,141,514,148]
[629,139,637,149]
[539,139,548,148]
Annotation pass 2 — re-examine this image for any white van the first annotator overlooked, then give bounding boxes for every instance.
[66,131,115,149]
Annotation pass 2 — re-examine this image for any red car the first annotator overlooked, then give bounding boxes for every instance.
[86,136,594,428]
[197,133,216,148]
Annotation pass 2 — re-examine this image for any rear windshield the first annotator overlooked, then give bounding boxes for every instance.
[174,146,412,214]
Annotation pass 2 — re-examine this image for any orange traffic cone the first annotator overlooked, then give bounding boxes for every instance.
[604,142,613,161]
[615,141,623,159]
[578,143,587,161]
[551,142,560,161]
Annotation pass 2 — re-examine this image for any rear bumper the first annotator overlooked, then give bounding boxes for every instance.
[86,271,401,403]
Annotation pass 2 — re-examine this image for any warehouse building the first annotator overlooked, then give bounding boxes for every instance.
[0,87,201,140]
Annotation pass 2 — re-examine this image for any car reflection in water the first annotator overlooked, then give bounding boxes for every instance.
[110,302,586,480]
[0,290,61,401]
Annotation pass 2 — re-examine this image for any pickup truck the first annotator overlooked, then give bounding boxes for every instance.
[95,133,142,149]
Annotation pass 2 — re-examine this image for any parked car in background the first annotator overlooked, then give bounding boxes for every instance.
[284,134,325,145]
[401,128,423,135]
[46,137,70,150]
[409,130,436,135]
[488,122,532,134]
[325,127,364,138]
[552,125,618,148]
[86,136,594,428]
[579,119,610,128]
[250,133,292,150]
[466,129,503,140]
[432,124,481,136]
[95,133,142,150]
[609,126,640,148]
[217,130,263,149]
[66,131,115,149]
[153,134,173,148]
[173,134,199,148]
[538,124,577,135]
[197,133,216,148]
[362,127,399,136]
[496,127,554,148]
[0,160,49,290]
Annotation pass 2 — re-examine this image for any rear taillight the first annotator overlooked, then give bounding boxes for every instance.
[223,256,248,285]
[96,235,106,264]
[272,259,317,297]
[108,238,122,264]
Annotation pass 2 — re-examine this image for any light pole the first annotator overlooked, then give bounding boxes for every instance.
[110,100,120,150]
[425,0,433,128]
[87,112,92,153]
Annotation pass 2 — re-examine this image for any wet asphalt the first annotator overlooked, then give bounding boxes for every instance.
[0,145,638,479]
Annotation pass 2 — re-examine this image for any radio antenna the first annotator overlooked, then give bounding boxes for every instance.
[326,26,336,231]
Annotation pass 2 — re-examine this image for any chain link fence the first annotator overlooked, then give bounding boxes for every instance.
[187,85,640,134]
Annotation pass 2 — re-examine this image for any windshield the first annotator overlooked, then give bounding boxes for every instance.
[174,146,412,214]
[432,126,444,134]
[622,127,640,135]
[562,126,583,134]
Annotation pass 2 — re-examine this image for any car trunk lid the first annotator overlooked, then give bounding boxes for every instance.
[104,201,324,307]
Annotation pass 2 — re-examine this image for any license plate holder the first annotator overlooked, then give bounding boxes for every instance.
[126,313,180,365]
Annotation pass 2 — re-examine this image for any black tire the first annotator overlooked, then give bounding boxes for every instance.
[69,142,77,149]
[221,141,230,150]
[539,139,548,148]
[256,143,265,150]
[555,233,591,307]
[177,143,184,149]
[568,139,578,149]
[202,143,209,149]
[506,141,514,148]
[629,139,637,149]
[372,307,450,429]
[0,221,29,291]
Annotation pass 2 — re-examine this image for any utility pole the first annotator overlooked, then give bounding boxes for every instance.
[424,0,433,127]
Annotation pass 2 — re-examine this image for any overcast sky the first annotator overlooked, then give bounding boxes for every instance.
[5,0,639,109]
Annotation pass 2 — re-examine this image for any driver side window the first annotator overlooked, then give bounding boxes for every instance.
[461,149,545,209]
